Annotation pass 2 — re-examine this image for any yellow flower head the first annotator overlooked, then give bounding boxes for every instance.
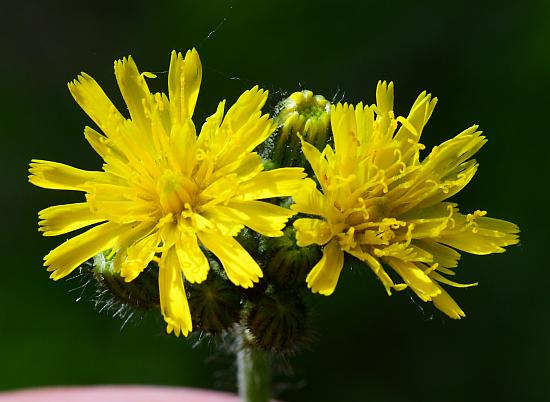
[292,81,519,319]
[29,49,306,336]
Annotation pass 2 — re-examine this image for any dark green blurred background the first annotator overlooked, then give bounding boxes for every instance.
[2,0,548,401]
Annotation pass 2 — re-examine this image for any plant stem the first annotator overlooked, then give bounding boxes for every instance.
[237,330,271,402]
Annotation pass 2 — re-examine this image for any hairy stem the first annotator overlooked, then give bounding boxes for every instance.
[237,329,271,402]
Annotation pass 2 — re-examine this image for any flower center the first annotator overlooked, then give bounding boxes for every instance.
[157,170,198,215]
[338,196,409,251]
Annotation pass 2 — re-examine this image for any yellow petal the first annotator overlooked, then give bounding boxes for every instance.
[394,91,437,156]
[112,221,158,274]
[300,140,328,192]
[293,218,333,247]
[213,152,264,181]
[291,178,334,219]
[413,239,461,268]
[68,73,125,136]
[422,126,485,182]
[168,49,202,123]
[354,102,375,150]
[432,283,465,319]
[197,231,262,288]
[168,120,197,177]
[429,271,477,288]
[385,257,441,301]
[39,203,105,236]
[84,126,127,165]
[120,230,160,282]
[415,160,479,210]
[236,168,306,200]
[401,202,455,239]
[220,200,295,237]
[85,132,134,180]
[175,231,209,284]
[438,214,519,255]
[220,86,268,138]
[438,231,516,255]
[355,250,401,295]
[217,112,275,168]
[331,102,357,167]
[374,81,395,137]
[200,174,240,206]
[45,222,129,280]
[306,239,344,295]
[198,87,273,167]
[376,80,394,116]
[29,160,105,191]
[197,100,225,151]
[159,247,192,336]
[114,56,152,131]
[199,206,244,237]
[86,183,157,223]
[150,97,171,156]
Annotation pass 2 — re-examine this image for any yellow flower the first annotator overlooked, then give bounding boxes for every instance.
[292,81,519,319]
[29,49,306,336]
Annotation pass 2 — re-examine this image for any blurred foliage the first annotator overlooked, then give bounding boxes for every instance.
[1,0,548,401]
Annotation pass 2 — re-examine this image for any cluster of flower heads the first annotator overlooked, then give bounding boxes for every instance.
[29,49,519,339]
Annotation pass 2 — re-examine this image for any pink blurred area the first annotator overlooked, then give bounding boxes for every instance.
[0,386,242,402]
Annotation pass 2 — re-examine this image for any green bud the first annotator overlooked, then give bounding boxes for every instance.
[244,290,308,353]
[272,90,331,167]
[91,251,160,313]
[188,271,242,334]
[276,90,330,145]
[263,227,321,288]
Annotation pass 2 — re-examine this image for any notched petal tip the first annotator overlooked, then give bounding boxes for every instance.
[306,240,344,296]
[165,319,191,337]
[308,282,336,296]
[48,271,64,281]
[433,292,466,319]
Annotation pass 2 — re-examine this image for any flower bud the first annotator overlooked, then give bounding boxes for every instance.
[91,251,160,312]
[188,271,242,334]
[263,227,321,288]
[276,90,330,144]
[273,90,331,167]
[244,290,308,353]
